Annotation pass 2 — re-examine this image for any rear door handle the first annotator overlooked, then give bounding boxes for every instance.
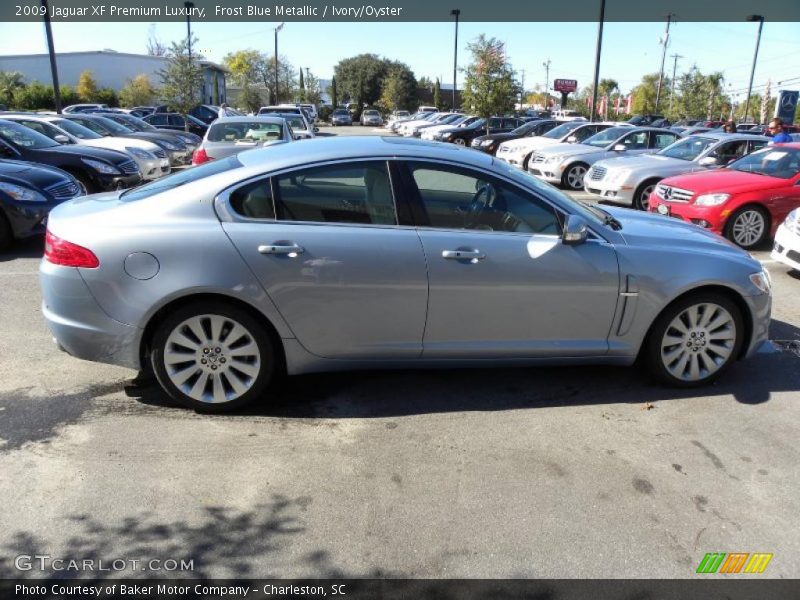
[442,249,485,260]
[258,243,305,255]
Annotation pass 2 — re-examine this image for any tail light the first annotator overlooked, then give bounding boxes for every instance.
[192,148,211,166]
[44,230,99,268]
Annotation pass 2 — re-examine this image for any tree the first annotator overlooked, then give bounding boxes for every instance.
[223,49,262,87]
[334,54,388,118]
[119,74,156,107]
[304,69,322,106]
[329,76,338,108]
[630,73,664,114]
[95,87,119,107]
[461,35,520,132]
[157,37,204,123]
[0,71,25,106]
[433,78,441,109]
[239,86,264,113]
[378,64,417,112]
[669,67,726,120]
[76,70,98,102]
[146,24,168,56]
[298,67,305,102]
[417,76,434,91]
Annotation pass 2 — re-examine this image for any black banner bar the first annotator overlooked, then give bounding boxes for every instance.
[3,0,800,23]
[2,579,800,600]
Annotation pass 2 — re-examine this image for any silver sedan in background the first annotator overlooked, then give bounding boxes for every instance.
[41,137,771,412]
[191,116,293,165]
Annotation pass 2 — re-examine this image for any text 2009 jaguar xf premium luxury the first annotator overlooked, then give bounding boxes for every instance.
[41,137,771,412]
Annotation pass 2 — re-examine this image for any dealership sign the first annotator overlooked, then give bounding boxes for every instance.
[774,90,798,123]
[553,79,578,93]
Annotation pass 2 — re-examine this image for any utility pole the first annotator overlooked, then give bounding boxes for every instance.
[451,9,460,108]
[655,13,674,112]
[274,22,284,105]
[542,59,551,109]
[184,1,194,58]
[40,0,61,113]
[668,53,682,113]
[520,69,526,108]
[743,15,765,123]
[590,0,606,122]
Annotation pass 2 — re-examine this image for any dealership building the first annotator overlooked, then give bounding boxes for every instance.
[0,50,228,104]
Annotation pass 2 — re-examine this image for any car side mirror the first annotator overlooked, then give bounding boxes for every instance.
[613,144,626,152]
[698,156,717,166]
[54,134,71,144]
[562,214,588,246]
[566,135,578,143]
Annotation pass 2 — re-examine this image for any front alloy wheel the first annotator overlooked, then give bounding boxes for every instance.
[727,206,768,249]
[645,293,743,387]
[151,303,276,412]
[634,181,658,211]
[562,163,588,190]
[453,138,466,146]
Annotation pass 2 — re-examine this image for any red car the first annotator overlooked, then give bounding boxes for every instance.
[648,143,800,249]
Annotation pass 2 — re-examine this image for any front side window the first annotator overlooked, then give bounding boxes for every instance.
[275,162,396,226]
[229,178,275,219]
[710,140,749,164]
[659,136,716,161]
[583,126,630,147]
[148,114,168,126]
[168,115,186,127]
[407,162,561,235]
[652,133,678,149]
[621,131,649,150]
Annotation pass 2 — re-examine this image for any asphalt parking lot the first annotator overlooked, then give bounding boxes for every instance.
[1,125,799,579]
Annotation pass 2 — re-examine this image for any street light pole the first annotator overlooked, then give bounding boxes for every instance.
[274,22,284,105]
[668,53,682,113]
[590,0,606,122]
[184,1,194,58]
[40,0,61,113]
[543,59,551,109]
[654,13,673,112]
[451,9,460,108]
[743,15,764,123]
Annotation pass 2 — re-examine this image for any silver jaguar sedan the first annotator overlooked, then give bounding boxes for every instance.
[40,137,772,412]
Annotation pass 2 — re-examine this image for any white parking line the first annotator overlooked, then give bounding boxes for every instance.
[759,259,778,265]
[0,272,38,276]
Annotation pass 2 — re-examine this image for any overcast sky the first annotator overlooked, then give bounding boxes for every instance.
[3,20,799,97]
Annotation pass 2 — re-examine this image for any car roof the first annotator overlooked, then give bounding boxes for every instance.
[211,116,285,125]
[678,132,770,142]
[236,136,493,173]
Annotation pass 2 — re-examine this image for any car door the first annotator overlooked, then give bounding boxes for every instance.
[218,160,429,359]
[399,160,620,358]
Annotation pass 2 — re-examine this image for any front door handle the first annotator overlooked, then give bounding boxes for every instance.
[442,249,485,261]
[258,243,305,256]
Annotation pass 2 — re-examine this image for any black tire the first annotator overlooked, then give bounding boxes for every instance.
[561,162,589,190]
[70,170,98,194]
[522,154,532,171]
[724,205,770,249]
[633,179,660,211]
[644,292,744,388]
[0,211,13,252]
[452,137,466,146]
[150,301,277,412]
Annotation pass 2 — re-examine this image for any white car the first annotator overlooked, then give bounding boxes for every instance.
[2,114,169,180]
[396,112,449,136]
[496,121,623,170]
[420,115,481,140]
[772,208,800,271]
[551,110,588,122]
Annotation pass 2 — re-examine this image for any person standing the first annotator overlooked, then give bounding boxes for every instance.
[723,120,737,133]
[768,118,793,144]
[218,103,232,118]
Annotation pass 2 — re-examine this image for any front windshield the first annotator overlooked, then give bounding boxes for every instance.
[658,136,716,161]
[207,121,284,142]
[510,121,540,135]
[51,118,102,140]
[542,122,582,139]
[121,155,244,201]
[729,147,800,179]
[116,116,153,131]
[0,120,59,149]
[438,114,461,124]
[466,118,486,129]
[628,116,645,125]
[333,109,348,116]
[93,116,134,134]
[582,127,629,147]
[69,117,110,135]
[364,110,379,116]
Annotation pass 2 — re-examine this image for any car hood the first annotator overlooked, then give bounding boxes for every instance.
[606,205,756,261]
[39,143,131,164]
[82,137,160,153]
[593,153,691,174]
[534,142,602,157]
[474,132,518,143]
[501,136,560,151]
[0,160,74,189]
[661,169,790,194]
[400,119,436,128]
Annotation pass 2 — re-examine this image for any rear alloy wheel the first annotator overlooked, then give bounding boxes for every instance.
[645,293,743,387]
[453,138,466,146]
[634,180,659,211]
[562,163,589,190]
[151,302,276,412]
[0,211,13,252]
[726,206,769,249]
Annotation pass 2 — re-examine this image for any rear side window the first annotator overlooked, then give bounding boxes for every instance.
[274,161,396,226]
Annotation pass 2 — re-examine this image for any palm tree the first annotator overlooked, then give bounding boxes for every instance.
[0,71,25,106]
